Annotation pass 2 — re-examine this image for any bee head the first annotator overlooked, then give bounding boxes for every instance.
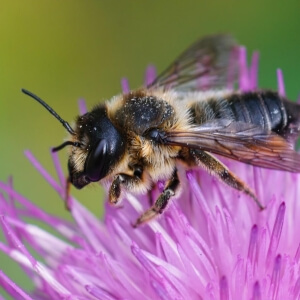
[21,89,125,190]
[68,105,125,189]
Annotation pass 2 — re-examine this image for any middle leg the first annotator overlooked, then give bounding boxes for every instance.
[133,168,180,227]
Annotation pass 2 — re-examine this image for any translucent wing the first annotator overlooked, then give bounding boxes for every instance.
[165,120,300,172]
[147,34,238,91]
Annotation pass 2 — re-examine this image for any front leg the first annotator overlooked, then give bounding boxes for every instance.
[133,169,179,227]
[109,166,143,205]
[65,176,72,211]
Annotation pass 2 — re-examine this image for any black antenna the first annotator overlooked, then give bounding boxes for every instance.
[21,88,75,135]
[52,141,81,152]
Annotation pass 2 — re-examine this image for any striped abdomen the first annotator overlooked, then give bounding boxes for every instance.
[190,90,300,138]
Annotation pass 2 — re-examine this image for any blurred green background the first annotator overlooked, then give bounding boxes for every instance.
[0,0,299,297]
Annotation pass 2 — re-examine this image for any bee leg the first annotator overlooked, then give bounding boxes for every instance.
[109,174,127,205]
[109,173,141,205]
[133,169,179,227]
[65,176,72,211]
[189,149,264,210]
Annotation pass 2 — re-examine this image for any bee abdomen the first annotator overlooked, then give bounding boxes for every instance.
[227,91,300,136]
[191,90,300,138]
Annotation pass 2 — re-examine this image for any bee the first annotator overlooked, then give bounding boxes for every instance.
[22,34,300,227]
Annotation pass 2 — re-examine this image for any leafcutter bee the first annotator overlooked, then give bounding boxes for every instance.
[22,34,300,227]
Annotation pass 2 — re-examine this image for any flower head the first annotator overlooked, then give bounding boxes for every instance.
[1,47,300,300]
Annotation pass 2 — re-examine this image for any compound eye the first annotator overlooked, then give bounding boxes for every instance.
[85,139,108,182]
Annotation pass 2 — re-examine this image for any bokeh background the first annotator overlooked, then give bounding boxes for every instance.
[0,1,299,297]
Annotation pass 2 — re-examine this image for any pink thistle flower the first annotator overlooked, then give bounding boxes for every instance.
[1,47,300,300]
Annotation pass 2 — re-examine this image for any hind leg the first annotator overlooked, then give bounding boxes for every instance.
[187,149,264,210]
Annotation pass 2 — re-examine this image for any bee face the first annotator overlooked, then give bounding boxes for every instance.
[68,105,126,189]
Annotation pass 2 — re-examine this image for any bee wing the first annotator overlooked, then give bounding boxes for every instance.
[147,34,238,91]
[165,120,300,172]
